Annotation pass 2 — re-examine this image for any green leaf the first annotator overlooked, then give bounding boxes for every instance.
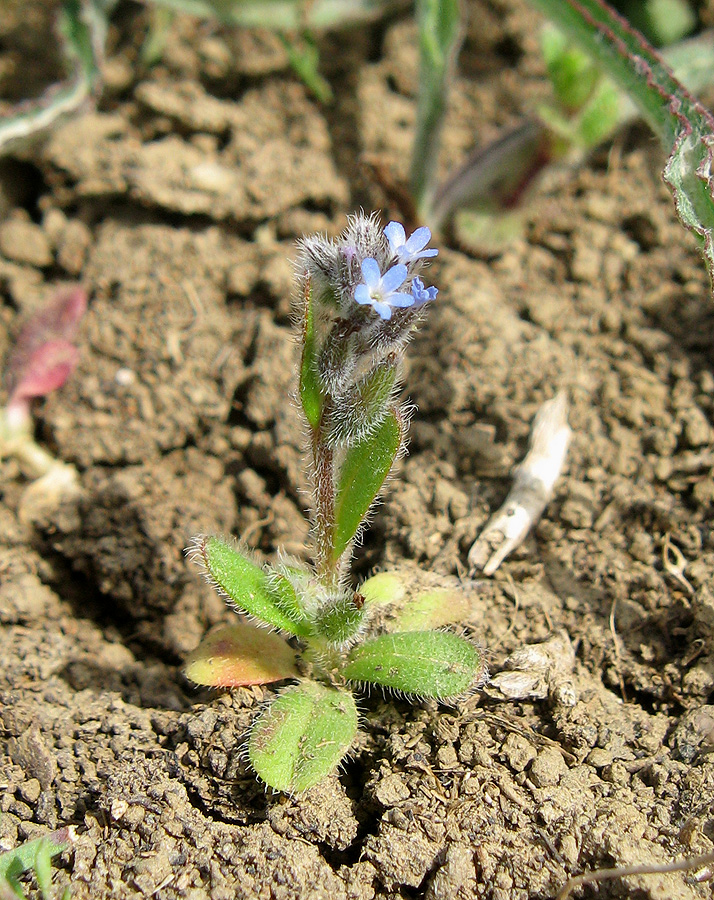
[311,591,366,644]
[184,623,299,687]
[190,536,311,636]
[332,408,401,560]
[326,363,397,447]
[0,828,73,899]
[249,681,358,792]
[360,568,472,630]
[342,631,485,699]
[528,0,714,287]
[299,282,323,429]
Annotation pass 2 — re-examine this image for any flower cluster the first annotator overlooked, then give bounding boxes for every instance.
[299,213,439,325]
[354,221,438,320]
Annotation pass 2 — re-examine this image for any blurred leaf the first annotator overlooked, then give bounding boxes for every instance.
[185,622,299,686]
[280,33,333,103]
[619,0,695,47]
[541,24,600,111]
[411,0,463,217]
[342,630,485,698]
[145,0,399,30]
[299,281,323,429]
[249,681,358,792]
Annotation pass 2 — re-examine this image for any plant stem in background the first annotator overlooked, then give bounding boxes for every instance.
[527,0,714,287]
[410,0,462,220]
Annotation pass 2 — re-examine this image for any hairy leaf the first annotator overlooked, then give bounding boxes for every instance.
[332,408,401,560]
[249,681,358,792]
[189,536,311,635]
[342,630,485,699]
[184,623,299,687]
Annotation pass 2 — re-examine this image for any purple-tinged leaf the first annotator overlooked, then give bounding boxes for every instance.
[5,286,87,407]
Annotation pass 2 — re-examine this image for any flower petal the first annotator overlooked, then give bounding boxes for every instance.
[405,226,432,253]
[380,263,408,293]
[388,292,415,308]
[373,301,392,320]
[354,284,373,305]
[384,221,406,249]
[360,257,381,287]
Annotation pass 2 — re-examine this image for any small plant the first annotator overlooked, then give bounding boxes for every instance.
[0,827,74,900]
[1,286,86,521]
[185,213,486,793]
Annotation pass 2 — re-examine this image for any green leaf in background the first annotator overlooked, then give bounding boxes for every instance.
[189,536,312,635]
[528,0,714,289]
[541,23,600,111]
[332,408,401,560]
[144,0,397,31]
[0,828,74,900]
[249,681,358,792]
[299,282,323,430]
[184,622,299,686]
[411,0,463,218]
[342,630,485,699]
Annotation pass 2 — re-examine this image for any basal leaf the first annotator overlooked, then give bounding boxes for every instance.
[184,623,299,687]
[342,630,485,699]
[249,681,358,792]
[332,408,401,560]
[189,536,311,635]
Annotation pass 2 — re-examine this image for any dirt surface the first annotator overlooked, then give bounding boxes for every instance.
[2,1,714,898]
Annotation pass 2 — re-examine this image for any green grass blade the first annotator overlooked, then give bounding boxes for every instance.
[411,0,463,217]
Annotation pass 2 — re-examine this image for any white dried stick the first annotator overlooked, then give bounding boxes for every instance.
[468,392,571,575]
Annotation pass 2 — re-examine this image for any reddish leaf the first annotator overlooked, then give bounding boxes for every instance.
[185,622,299,687]
[5,286,87,402]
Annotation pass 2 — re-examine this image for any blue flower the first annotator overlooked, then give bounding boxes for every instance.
[384,221,438,264]
[411,276,438,307]
[354,258,414,320]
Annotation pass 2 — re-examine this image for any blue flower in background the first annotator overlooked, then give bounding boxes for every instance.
[354,258,414,320]
[384,222,438,264]
[411,276,438,307]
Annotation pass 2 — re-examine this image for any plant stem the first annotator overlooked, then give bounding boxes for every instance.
[312,425,340,588]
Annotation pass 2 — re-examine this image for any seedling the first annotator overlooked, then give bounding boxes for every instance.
[0,827,74,900]
[1,286,86,516]
[186,214,487,793]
